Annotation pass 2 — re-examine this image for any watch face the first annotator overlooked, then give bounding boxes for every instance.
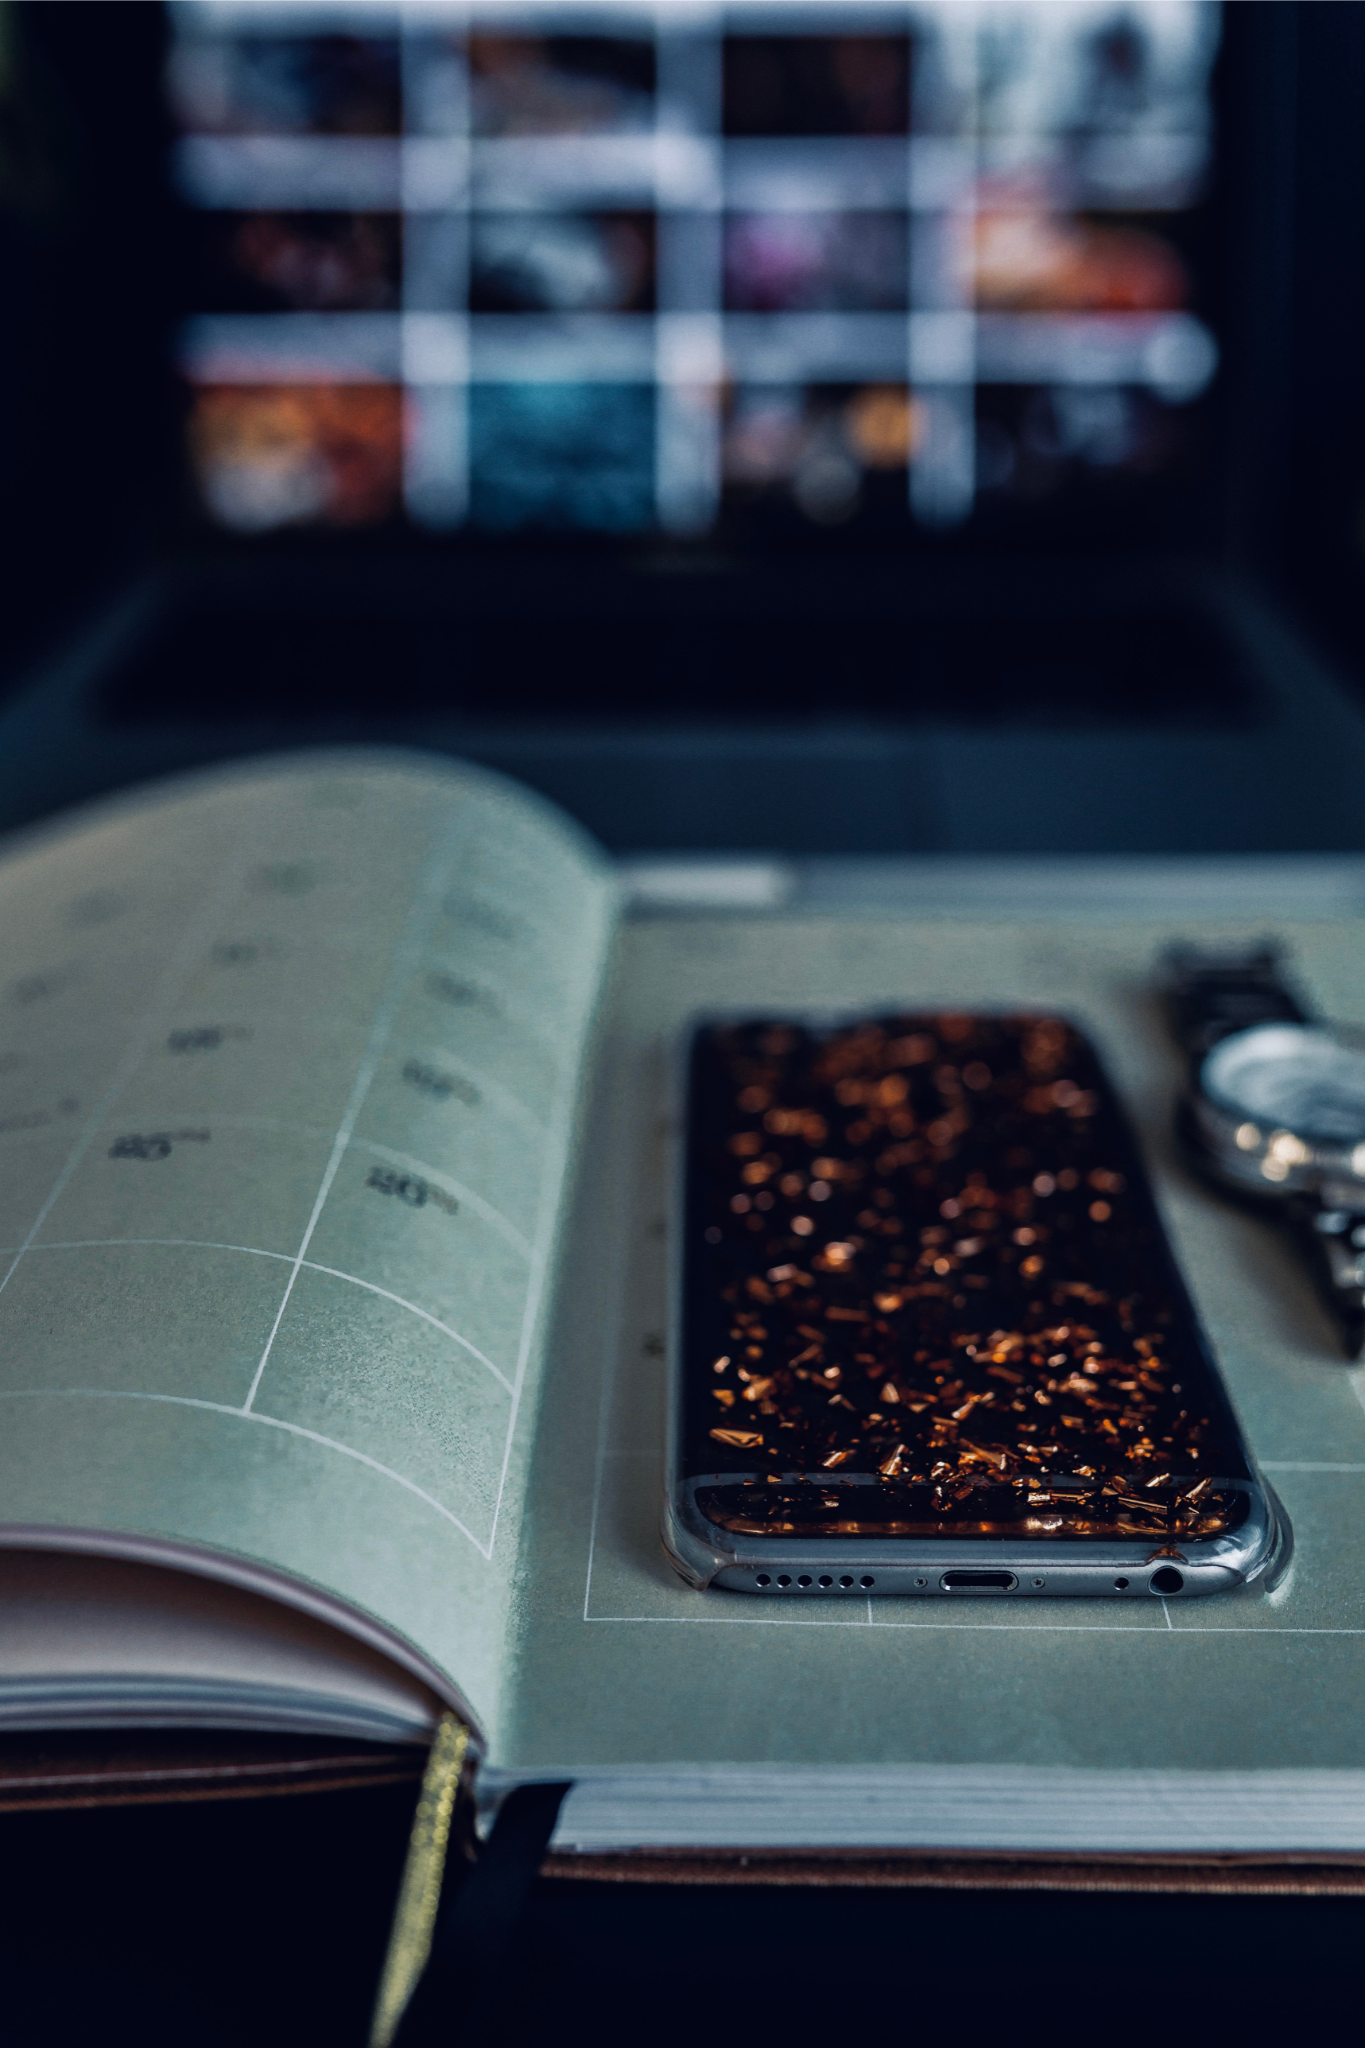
[1202,1024,1365,1146]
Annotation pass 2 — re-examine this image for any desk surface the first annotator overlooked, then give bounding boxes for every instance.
[2,583,1365,2043]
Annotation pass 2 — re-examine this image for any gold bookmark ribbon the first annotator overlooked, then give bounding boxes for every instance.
[368,1711,471,2048]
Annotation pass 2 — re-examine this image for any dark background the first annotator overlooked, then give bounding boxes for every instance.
[2,5,1365,2041]
[2,1788,1363,2045]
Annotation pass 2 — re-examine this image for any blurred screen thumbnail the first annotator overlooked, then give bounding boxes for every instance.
[195,211,402,313]
[971,206,1188,314]
[189,383,403,530]
[168,31,402,135]
[468,33,656,136]
[724,382,916,527]
[722,34,911,136]
[724,212,907,314]
[469,382,654,531]
[469,212,654,314]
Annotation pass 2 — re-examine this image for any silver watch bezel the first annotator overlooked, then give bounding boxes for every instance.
[1191,1021,1365,1208]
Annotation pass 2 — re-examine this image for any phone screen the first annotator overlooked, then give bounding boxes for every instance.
[681,1015,1250,1545]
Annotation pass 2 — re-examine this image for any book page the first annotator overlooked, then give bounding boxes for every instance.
[0,750,617,1746]
[502,904,1365,1786]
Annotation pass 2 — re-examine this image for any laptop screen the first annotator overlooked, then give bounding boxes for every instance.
[169,1,1222,550]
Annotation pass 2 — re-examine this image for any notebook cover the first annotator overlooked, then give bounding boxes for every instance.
[540,1847,1365,1896]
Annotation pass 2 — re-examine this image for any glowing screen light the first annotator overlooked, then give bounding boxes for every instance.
[168,2,1221,537]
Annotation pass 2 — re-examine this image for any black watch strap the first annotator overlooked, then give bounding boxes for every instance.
[1163,942,1311,1057]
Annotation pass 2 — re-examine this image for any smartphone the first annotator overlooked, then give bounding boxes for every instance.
[662,1013,1290,1599]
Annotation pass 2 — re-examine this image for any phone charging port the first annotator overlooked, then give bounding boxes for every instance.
[939,1570,1018,1592]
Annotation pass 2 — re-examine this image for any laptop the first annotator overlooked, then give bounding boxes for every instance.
[8,0,1364,858]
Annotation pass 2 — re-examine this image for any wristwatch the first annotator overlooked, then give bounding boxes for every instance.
[1164,942,1365,1356]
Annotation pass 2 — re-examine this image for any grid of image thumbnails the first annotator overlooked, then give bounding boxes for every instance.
[172,2,1221,540]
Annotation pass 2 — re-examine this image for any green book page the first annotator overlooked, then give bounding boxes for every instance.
[0,751,618,1747]
[504,908,1365,1776]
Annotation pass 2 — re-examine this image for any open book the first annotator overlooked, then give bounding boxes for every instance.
[5,749,1365,1868]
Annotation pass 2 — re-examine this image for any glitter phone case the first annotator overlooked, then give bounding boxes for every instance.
[663,1013,1290,1600]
